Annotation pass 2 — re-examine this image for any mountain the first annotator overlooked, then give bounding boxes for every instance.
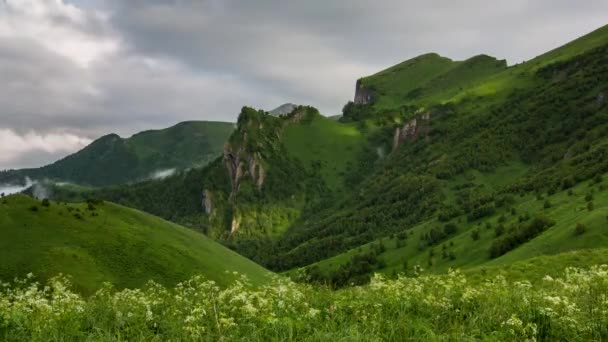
[0,121,234,187]
[0,194,271,294]
[51,24,608,286]
[269,103,299,116]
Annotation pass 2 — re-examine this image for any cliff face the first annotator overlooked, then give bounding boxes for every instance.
[354,79,374,105]
[223,143,265,203]
[206,105,319,236]
[393,112,431,150]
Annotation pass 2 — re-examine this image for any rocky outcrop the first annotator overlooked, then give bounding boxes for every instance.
[393,112,431,150]
[224,143,245,201]
[201,189,213,215]
[230,215,241,234]
[354,79,374,105]
[223,143,266,202]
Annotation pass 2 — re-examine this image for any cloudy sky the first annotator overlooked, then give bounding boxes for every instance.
[1,0,607,170]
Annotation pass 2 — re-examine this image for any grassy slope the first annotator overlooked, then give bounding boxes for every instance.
[301,168,608,279]
[361,53,457,110]
[282,114,367,190]
[128,120,235,170]
[282,25,608,279]
[0,195,271,294]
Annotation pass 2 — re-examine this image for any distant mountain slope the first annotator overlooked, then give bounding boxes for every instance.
[269,103,299,116]
[0,195,271,294]
[0,121,234,187]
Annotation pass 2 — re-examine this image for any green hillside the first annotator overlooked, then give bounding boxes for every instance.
[296,169,608,284]
[282,114,367,190]
[0,194,270,294]
[48,24,608,288]
[0,121,234,187]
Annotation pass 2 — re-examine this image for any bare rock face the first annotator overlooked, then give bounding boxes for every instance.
[202,189,213,215]
[230,215,241,234]
[393,112,431,150]
[224,143,245,201]
[354,79,374,105]
[223,143,266,203]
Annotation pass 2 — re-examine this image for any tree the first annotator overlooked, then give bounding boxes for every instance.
[471,229,480,241]
[41,198,50,207]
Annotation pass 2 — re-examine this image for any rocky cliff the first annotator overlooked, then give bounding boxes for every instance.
[392,111,431,150]
[354,79,374,105]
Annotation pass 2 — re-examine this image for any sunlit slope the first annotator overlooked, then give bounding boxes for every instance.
[0,195,271,294]
[282,114,368,190]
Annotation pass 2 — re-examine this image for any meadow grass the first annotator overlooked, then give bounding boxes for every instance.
[1,262,607,341]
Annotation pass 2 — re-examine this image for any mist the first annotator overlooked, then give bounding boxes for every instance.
[150,168,177,180]
[0,177,34,196]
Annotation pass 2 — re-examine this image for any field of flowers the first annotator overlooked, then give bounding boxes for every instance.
[1,265,607,341]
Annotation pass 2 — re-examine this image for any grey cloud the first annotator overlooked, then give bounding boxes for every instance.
[1,0,608,169]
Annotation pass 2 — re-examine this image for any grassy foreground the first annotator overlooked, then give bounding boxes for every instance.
[1,258,607,341]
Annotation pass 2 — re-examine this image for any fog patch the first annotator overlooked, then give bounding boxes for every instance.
[150,168,176,180]
[0,177,34,195]
[32,182,51,200]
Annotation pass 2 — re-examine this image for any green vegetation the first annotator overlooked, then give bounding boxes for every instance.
[0,195,270,294]
[283,114,366,190]
[2,259,608,341]
[0,121,234,187]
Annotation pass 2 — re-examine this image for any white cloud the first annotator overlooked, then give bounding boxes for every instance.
[0,129,91,169]
[0,0,118,67]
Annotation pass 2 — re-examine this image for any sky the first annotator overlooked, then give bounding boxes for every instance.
[0,0,607,170]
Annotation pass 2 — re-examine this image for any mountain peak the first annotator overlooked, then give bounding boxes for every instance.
[269,103,298,116]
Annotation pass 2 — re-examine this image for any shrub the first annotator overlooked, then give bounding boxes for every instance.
[495,224,505,237]
[575,223,587,236]
[585,194,593,202]
[471,229,480,241]
[489,216,556,258]
[587,202,594,211]
[543,199,551,209]
[41,198,50,207]
[29,205,38,212]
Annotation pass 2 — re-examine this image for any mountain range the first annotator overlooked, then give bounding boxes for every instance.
[2,24,608,290]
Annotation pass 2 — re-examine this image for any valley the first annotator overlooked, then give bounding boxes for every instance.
[1,20,608,341]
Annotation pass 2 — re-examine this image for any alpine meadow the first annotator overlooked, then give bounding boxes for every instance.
[1,2,608,341]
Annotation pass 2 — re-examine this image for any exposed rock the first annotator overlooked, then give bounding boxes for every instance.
[223,143,245,201]
[223,143,266,202]
[230,215,241,234]
[392,112,431,150]
[248,153,265,190]
[354,79,374,105]
[202,189,213,215]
